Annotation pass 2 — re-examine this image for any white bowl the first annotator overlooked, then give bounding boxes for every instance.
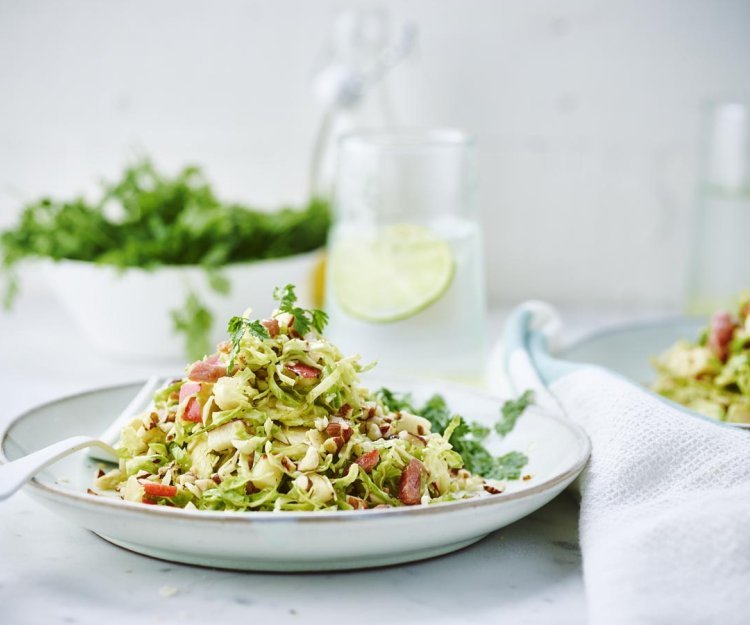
[1,375,590,572]
[41,252,322,360]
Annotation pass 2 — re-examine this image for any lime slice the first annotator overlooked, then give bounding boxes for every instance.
[332,223,455,323]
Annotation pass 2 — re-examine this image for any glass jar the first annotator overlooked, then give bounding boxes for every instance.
[687,101,750,314]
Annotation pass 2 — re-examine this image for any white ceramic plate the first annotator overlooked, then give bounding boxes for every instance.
[0,376,590,571]
[558,317,705,386]
[558,318,750,430]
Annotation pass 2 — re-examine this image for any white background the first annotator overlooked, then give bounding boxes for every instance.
[4,6,741,619]
[1,0,749,308]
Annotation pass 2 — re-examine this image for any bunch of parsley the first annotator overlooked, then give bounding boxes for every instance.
[0,158,330,357]
[376,388,534,480]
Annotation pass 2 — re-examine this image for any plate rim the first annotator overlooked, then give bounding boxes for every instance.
[558,315,704,357]
[1,379,591,524]
[558,317,750,430]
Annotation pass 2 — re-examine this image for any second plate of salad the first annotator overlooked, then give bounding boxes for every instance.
[559,296,750,428]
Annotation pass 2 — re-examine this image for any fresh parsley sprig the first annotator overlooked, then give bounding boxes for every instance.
[171,291,213,360]
[273,284,328,336]
[376,388,535,480]
[495,390,534,437]
[227,317,269,371]
[226,284,328,371]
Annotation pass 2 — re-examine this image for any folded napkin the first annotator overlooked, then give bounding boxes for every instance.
[504,303,750,625]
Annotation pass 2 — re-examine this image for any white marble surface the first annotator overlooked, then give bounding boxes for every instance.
[1,282,665,625]
[1,491,584,625]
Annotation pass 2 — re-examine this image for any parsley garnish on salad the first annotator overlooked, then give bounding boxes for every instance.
[227,317,270,372]
[0,158,330,357]
[377,389,532,480]
[272,284,329,337]
[496,390,534,437]
[94,285,534,511]
[227,284,328,372]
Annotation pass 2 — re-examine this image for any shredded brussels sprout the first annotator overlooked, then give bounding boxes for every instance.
[96,285,530,510]
[652,294,750,423]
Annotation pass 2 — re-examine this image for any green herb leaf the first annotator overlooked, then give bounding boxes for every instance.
[375,388,414,412]
[490,451,529,480]
[206,269,231,296]
[311,308,329,334]
[1,269,18,310]
[171,292,213,360]
[273,283,328,336]
[273,284,297,311]
[227,316,269,371]
[495,390,534,437]
[375,388,534,480]
[469,422,491,440]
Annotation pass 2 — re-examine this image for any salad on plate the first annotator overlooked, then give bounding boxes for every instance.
[94,285,532,511]
[652,295,750,424]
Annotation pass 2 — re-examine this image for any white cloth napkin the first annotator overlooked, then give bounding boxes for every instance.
[505,305,750,625]
[554,367,750,625]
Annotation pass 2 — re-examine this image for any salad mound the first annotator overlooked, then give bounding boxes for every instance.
[652,296,750,423]
[95,285,529,511]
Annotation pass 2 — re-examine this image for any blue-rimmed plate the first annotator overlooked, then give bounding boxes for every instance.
[559,317,704,386]
[503,304,750,431]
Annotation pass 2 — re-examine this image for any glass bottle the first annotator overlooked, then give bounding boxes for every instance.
[687,101,750,314]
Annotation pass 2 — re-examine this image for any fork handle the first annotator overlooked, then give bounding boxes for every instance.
[0,436,116,501]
